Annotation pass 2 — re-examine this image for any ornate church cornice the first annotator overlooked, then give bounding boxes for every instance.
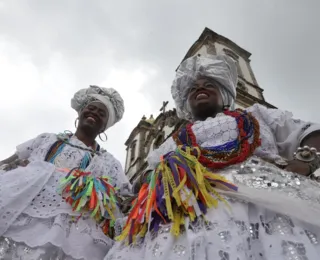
[124,119,153,146]
[178,27,252,71]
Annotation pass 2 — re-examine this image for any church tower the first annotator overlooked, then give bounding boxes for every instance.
[124,27,275,184]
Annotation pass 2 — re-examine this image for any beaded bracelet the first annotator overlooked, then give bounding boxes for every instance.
[0,159,29,171]
[293,146,320,178]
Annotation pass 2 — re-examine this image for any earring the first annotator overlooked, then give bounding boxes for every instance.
[99,132,107,142]
[64,130,73,136]
[74,118,79,128]
[223,105,230,111]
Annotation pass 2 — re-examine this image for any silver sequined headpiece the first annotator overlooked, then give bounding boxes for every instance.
[171,54,238,121]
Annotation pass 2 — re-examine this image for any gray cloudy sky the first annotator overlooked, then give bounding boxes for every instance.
[0,0,319,166]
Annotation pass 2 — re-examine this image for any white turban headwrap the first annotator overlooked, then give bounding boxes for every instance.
[71,85,125,131]
[171,54,238,121]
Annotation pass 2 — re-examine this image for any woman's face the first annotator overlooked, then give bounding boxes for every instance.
[78,101,109,134]
[187,77,223,120]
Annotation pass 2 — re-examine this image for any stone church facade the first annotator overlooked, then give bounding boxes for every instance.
[124,27,275,184]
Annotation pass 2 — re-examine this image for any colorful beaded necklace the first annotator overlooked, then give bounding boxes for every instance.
[173,109,261,169]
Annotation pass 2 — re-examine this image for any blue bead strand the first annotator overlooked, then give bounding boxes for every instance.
[49,143,66,164]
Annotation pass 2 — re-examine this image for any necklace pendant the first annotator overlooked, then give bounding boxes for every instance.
[57,133,69,141]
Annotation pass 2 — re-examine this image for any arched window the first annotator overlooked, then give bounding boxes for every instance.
[130,141,137,162]
[223,48,243,78]
[237,81,248,92]
[153,134,164,150]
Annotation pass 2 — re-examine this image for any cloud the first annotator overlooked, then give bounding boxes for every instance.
[0,0,319,165]
[100,67,160,161]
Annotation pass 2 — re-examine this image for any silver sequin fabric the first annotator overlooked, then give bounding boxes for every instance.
[105,157,320,260]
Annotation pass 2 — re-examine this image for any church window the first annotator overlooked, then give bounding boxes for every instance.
[130,141,137,162]
[223,48,243,78]
[153,134,164,150]
[237,81,248,92]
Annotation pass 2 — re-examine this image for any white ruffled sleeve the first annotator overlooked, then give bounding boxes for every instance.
[16,133,50,160]
[147,137,177,170]
[248,104,320,160]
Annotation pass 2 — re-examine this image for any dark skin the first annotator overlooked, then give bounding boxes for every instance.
[188,77,320,177]
[188,77,224,121]
[75,101,109,147]
[0,102,109,169]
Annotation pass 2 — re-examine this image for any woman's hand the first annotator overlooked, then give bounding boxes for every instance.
[284,160,310,176]
[117,195,135,215]
[0,159,29,171]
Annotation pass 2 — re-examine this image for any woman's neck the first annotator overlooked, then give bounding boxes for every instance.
[194,112,219,121]
[193,107,224,121]
[74,130,96,148]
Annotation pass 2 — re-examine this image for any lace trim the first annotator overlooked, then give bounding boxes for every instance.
[5,213,113,260]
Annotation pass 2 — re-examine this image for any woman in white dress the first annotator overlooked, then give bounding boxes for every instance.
[0,85,130,260]
[105,55,320,260]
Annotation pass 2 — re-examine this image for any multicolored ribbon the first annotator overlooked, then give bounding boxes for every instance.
[58,168,118,236]
[117,146,238,244]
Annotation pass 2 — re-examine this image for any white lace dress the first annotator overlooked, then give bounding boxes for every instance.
[105,104,320,260]
[0,133,130,260]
